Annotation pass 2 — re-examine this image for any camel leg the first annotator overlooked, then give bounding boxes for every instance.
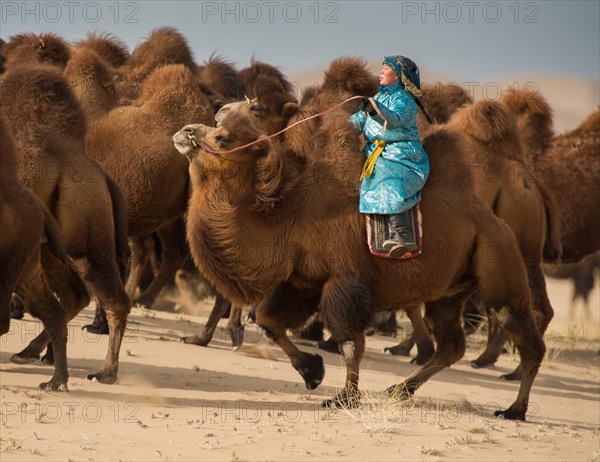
[387,293,466,400]
[11,248,90,364]
[17,260,69,391]
[462,295,483,335]
[125,236,153,298]
[254,283,325,390]
[471,309,507,369]
[226,306,244,351]
[134,219,187,308]
[80,255,131,384]
[180,293,232,346]
[322,335,366,409]
[9,295,24,320]
[384,305,434,365]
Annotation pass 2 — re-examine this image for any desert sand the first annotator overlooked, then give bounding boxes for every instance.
[1,71,599,461]
[1,274,598,462]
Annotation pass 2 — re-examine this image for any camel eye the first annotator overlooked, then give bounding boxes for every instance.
[250,104,265,118]
[215,133,231,146]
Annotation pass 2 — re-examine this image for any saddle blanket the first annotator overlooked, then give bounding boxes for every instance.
[365,204,423,260]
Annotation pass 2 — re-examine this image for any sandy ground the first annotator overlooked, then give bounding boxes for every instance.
[1,275,598,462]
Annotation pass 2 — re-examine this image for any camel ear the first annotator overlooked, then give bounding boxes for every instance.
[211,99,224,113]
[281,102,298,118]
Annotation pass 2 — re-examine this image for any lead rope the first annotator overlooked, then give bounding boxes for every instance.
[187,95,366,156]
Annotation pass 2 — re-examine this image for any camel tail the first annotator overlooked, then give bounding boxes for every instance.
[106,174,130,282]
[42,206,68,265]
[534,174,563,264]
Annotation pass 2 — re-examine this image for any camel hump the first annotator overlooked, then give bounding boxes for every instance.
[239,59,292,98]
[4,32,70,69]
[0,65,86,139]
[450,99,519,145]
[75,32,130,68]
[322,56,378,97]
[421,83,472,124]
[577,108,600,137]
[65,48,118,108]
[139,63,198,102]
[127,27,196,81]
[197,54,244,101]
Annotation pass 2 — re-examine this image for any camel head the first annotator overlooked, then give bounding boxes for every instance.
[173,111,266,162]
[214,74,298,135]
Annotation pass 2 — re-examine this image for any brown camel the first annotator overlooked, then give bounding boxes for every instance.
[239,58,294,99]
[544,251,600,318]
[416,82,473,135]
[443,99,561,374]
[65,49,214,309]
[174,106,546,420]
[502,90,600,263]
[2,32,71,70]
[0,65,131,385]
[74,32,130,68]
[196,54,245,102]
[0,115,73,390]
[115,27,197,104]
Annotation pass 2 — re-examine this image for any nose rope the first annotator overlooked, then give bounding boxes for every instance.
[187,95,366,156]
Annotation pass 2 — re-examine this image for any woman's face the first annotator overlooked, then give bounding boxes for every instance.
[379,64,398,86]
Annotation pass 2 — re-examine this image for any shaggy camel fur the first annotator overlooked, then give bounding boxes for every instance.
[2,32,71,70]
[74,32,130,68]
[239,58,294,99]
[416,83,473,135]
[66,51,214,309]
[115,27,197,104]
[0,116,72,390]
[174,108,546,420]
[196,54,245,102]
[502,90,600,263]
[0,65,131,384]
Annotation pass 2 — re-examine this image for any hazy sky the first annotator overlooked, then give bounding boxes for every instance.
[2,0,599,81]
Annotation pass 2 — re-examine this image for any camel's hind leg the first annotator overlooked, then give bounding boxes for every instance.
[17,258,69,391]
[387,292,467,399]
[472,264,553,381]
[180,293,231,346]
[133,219,187,308]
[384,304,435,365]
[11,248,90,365]
[79,254,131,384]
[226,306,244,351]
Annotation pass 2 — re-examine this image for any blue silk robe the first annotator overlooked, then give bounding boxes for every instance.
[350,82,429,214]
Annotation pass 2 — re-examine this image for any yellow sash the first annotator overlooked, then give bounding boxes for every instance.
[360,139,386,180]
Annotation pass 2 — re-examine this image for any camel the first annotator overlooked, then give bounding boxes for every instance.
[544,252,600,319]
[115,27,197,104]
[196,54,245,102]
[65,51,214,310]
[74,32,130,68]
[2,32,71,70]
[173,105,546,420]
[0,65,131,385]
[239,58,294,99]
[502,90,600,263]
[0,115,73,390]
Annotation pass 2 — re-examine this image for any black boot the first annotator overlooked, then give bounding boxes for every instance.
[382,211,418,258]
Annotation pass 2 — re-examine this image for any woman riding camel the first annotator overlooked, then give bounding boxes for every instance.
[350,55,431,258]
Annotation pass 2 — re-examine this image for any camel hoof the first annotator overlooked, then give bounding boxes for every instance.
[86,372,117,384]
[494,407,526,421]
[383,344,411,356]
[230,326,245,351]
[10,353,39,365]
[385,383,413,401]
[500,371,522,381]
[179,335,210,346]
[321,390,361,409]
[471,358,495,369]
[82,322,109,335]
[39,380,68,392]
[295,354,324,390]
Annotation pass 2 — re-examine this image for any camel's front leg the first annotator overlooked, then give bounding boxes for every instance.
[254,283,324,390]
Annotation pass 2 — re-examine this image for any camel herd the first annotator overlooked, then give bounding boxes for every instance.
[1,28,599,422]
